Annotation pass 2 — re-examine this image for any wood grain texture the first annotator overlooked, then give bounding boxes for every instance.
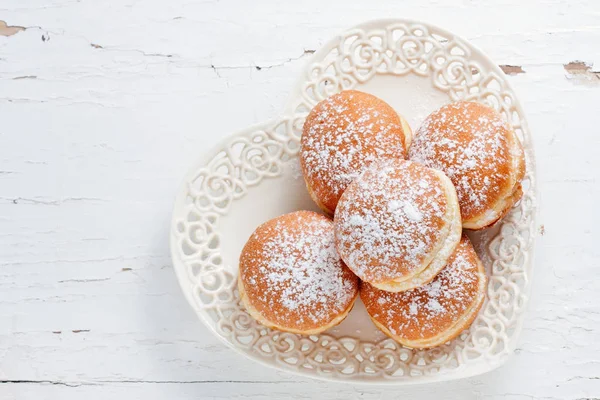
[1,0,599,398]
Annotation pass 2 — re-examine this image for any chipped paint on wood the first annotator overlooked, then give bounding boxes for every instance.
[0,20,25,36]
[564,60,600,83]
[500,65,525,75]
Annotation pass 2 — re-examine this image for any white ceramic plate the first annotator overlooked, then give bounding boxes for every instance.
[170,19,537,384]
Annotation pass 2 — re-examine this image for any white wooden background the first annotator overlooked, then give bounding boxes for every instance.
[1,0,599,399]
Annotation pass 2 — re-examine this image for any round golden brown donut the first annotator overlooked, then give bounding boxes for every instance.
[238,211,359,335]
[334,159,462,292]
[300,90,412,215]
[409,101,525,230]
[361,234,487,349]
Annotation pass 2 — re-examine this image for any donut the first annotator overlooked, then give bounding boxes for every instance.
[238,211,359,334]
[300,90,412,215]
[360,235,487,349]
[334,159,462,292]
[409,101,525,230]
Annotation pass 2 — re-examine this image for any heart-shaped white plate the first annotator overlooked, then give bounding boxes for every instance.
[170,19,537,384]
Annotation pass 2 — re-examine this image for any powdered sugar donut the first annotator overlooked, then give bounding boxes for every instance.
[360,235,487,349]
[334,159,462,292]
[300,90,412,215]
[238,211,359,334]
[409,101,525,230]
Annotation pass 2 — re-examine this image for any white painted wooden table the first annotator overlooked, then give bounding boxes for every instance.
[1,1,599,399]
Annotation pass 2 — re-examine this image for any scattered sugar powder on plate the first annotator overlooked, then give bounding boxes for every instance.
[286,159,303,180]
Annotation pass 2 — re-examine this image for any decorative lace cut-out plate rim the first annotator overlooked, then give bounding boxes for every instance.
[170,18,539,385]
[170,118,279,306]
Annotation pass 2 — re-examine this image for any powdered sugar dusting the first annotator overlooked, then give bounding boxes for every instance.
[334,159,449,284]
[409,101,514,221]
[240,212,358,328]
[287,159,303,180]
[361,236,483,341]
[300,90,408,212]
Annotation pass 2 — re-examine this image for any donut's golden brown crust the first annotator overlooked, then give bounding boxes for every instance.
[409,101,525,230]
[300,90,411,214]
[238,276,358,335]
[239,211,359,334]
[334,159,461,291]
[360,235,487,348]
